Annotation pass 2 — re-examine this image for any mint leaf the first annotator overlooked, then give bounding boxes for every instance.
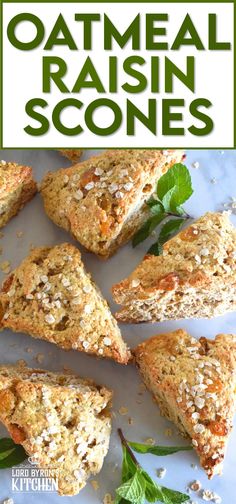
[116,470,146,504]
[0,438,27,469]
[140,470,189,504]
[117,429,189,504]
[161,486,190,504]
[159,219,185,245]
[128,441,192,456]
[132,214,165,247]
[140,470,164,503]
[157,164,193,212]
[161,187,176,213]
[147,241,163,256]
[147,199,165,215]
[122,446,137,482]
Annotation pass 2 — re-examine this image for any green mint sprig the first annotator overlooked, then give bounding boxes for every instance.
[128,440,192,457]
[0,437,27,469]
[132,163,193,255]
[115,429,189,504]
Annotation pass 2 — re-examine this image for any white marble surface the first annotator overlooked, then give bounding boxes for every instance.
[0,149,235,504]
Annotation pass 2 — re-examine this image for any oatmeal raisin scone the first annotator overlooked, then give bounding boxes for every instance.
[0,160,37,228]
[0,363,112,496]
[134,329,236,478]
[41,149,185,258]
[113,212,236,322]
[0,243,130,364]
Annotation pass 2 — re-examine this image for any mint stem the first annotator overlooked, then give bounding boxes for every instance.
[166,211,191,220]
[117,428,141,469]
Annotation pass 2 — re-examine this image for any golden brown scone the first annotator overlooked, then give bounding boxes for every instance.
[134,329,236,478]
[58,150,83,163]
[0,363,112,496]
[41,150,185,258]
[0,243,130,364]
[113,212,236,322]
[0,160,37,228]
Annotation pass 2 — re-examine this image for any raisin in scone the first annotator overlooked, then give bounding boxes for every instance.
[59,150,83,163]
[0,363,112,496]
[134,329,236,478]
[113,212,236,322]
[41,150,185,258]
[0,160,37,228]
[0,243,130,363]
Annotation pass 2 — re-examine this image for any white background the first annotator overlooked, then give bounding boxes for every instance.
[0,148,236,504]
[2,2,235,148]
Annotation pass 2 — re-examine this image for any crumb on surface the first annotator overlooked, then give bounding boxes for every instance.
[103,493,114,504]
[0,260,11,273]
[156,467,166,479]
[189,480,202,492]
[90,480,100,491]
[118,406,128,416]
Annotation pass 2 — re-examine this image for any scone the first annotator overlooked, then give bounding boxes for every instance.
[113,212,236,322]
[0,243,130,364]
[0,363,112,496]
[0,160,37,228]
[59,150,83,163]
[134,330,236,478]
[41,149,185,258]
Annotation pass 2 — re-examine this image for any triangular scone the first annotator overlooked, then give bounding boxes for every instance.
[0,243,130,364]
[59,149,83,163]
[0,364,112,496]
[41,149,184,258]
[134,330,236,478]
[0,161,37,228]
[113,212,236,322]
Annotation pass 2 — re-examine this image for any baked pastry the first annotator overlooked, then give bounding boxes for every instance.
[134,329,236,478]
[0,160,37,228]
[59,150,83,163]
[0,243,130,364]
[0,363,112,496]
[113,212,236,322]
[41,150,185,258]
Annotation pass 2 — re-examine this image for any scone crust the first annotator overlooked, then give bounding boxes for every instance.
[41,149,184,258]
[0,363,112,496]
[59,150,83,163]
[134,329,236,478]
[0,161,37,228]
[0,243,130,364]
[113,212,236,322]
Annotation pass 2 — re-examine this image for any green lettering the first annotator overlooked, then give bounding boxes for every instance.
[74,14,100,50]
[7,13,44,50]
[171,14,204,50]
[24,98,49,135]
[122,56,147,93]
[104,14,140,49]
[146,14,168,50]
[127,99,156,135]
[162,99,184,135]
[165,56,195,92]
[44,14,77,50]
[209,14,231,50]
[52,98,83,135]
[188,98,213,135]
[43,57,69,92]
[72,57,105,92]
[85,99,122,135]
